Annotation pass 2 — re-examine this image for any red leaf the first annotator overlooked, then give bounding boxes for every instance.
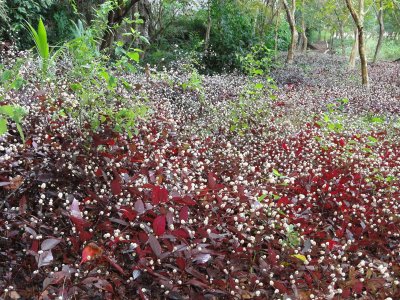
[277,196,290,207]
[138,231,148,243]
[353,280,363,294]
[173,195,197,206]
[268,249,277,265]
[153,215,166,236]
[95,168,103,177]
[151,186,169,205]
[172,228,190,239]
[327,240,337,251]
[187,279,209,289]
[80,242,103,264]
[79,230,93,242]
[176,257,186,270]
[207,172,217,189]
[19,195,27,214]
[342,288,351,298]
[104,256,126,276]
[274,281,287,293]
[111,178,122,195]
[31,240,39,253]
[120,206,137,221]
[179,206,189,222]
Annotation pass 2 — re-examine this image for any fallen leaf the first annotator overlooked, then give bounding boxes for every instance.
[3,175,23,190]
[80,242,103,264]
[291,254,307,263]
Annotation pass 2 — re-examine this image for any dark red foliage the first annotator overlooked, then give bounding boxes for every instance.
[1,63,400,299]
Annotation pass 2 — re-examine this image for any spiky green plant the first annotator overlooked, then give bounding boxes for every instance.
[26,18,50,77]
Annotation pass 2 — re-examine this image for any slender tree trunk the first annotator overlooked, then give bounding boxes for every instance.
[339,23,345,55]
[373,0,384,63]
[349,28,358,69]
[301,26,307,52]
[301,0,307,52]
[329,30,335,54]
[358,24,369,85]
[274,8,280,58]
[345,0,369,86]
[204,0,212,52]
[282,0,297,63]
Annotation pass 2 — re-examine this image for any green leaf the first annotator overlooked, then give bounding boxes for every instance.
[1,70,12,82]
[272,169,282,177]
[0,118,7,135]
[16,123,25,142]
[70,83,82,91]
[370,117,384,123]
[252,69,263,75]
[254,83,264,89]
[126,51,140,63]
[108,75,117,89]
[139,36,150,45]
[0,105,14,117]
[257,194,267,202]
[11,77,25,90]
[26,18,49,75]
[37,18,49,60]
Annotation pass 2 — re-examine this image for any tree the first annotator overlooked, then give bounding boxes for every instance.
[300,0,308,52]
[204,0,212,52]
[100,0,141,50]
[372,0,384,62]
[282,0,297,63]
[345,0,369,86]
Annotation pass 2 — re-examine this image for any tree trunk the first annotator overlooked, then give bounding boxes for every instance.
[358,24,369,85]
[349,28,358,69]
[274,8,280,58]
[282,0,297,63]
[345,0,369,86]
[339,23,345,55]
[301,0,307,52]
[373,0,384,63]
[329,31,335,54]
[301,27,307,52]
[204,0,212,52]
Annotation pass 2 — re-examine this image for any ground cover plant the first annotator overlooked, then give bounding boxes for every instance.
[1,40,400,299]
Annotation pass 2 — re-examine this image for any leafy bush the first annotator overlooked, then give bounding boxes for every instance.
[238,44,275,76]
[0,104,26,141]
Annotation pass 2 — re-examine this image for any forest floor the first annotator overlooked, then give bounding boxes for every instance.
[1,52,400,299]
